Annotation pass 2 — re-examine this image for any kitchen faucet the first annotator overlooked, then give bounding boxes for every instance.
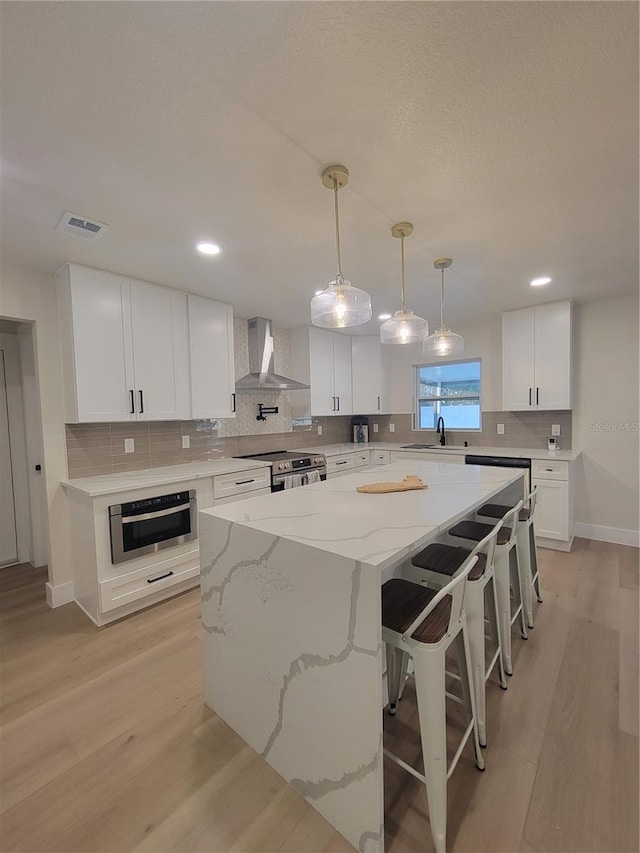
[436,416,446,446]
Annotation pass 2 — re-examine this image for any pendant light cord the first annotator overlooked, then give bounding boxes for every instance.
[400,234,406,312]
[440,268,446,330]
[333,179,344,284]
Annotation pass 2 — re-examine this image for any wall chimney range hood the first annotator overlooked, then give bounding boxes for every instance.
[235,317,309,391]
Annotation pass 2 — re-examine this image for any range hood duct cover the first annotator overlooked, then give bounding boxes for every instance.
[235,317,309,391]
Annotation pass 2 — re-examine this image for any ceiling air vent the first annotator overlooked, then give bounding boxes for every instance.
[55,211,110,240]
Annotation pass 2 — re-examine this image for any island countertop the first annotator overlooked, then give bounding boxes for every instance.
[200,459,524,572]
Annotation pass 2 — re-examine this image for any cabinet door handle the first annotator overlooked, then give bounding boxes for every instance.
[377,395,381,410]
[231,393,236,413]
[536,387,539,406]
[528,387,532,406]
[129,389,135,414]
[139,390,144,414]
[336,396,340,411]
[235,479,255,485]
[336,460,348,466]
[146,570,174,584]
[332,396,336,411]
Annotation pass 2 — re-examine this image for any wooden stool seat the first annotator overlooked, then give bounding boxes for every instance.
[449,519,511,545]
[412,543,487,581]
[478,502,530,522]
[382,579,452,644]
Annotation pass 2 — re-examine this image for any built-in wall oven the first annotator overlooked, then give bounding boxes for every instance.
[109,489,197,565]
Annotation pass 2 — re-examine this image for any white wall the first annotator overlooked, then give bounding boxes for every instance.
[383,313,503,414]
[572,294,639,537]
[0,260,71,587]
[382,295,639,537]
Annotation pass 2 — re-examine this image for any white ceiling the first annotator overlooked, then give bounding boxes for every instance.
[1,2,638,332]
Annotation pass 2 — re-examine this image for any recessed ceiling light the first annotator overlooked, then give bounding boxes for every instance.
[530,276,551,286]
[196,242,221,256]
[378,313,392,321]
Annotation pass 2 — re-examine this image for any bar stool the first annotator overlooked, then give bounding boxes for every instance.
[476,486,542,629]
[409,518,507,748]
[383,554,484,853]
[447,502,526,676]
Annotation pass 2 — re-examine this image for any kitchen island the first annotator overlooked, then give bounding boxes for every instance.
[199,460,524,853]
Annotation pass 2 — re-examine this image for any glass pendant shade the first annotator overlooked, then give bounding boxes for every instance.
[381,221,429,345]
[311,165,372,329]
[380,309,428,344]
[423,328,464,357]
[424,257,464,357]
[310,277,372,329]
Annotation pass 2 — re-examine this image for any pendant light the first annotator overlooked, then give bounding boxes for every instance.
[380,222,429,345]
[423,258,464,357]
[310,165,372,328]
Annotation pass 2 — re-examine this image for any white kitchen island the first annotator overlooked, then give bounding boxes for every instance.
[199,460,524,853]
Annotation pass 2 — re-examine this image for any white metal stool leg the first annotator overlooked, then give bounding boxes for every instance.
[386,644,403,715]
[492,547,514,675]
[487,577,508,690]
[413,649,448,853]
[516,525,534,629]
[510,545,528,640]
[530,522,543,602]
[464,579,488,746]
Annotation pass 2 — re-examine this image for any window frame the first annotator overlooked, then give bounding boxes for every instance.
[413,357,482,431]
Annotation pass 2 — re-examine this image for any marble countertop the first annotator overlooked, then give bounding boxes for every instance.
[200,459,524,571]
[61,457,271,497]
[296,441,580,462]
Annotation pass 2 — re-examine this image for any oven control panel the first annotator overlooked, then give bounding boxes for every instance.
[275,456,325,472]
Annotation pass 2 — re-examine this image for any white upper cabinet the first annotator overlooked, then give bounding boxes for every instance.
[188,295,235,419]
[129,280,190,420]
[57,265,191,422]
[289,327,353,416]
[351,336,388,414]
[502,301,572,411]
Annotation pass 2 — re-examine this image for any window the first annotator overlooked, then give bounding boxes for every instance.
[414,359,481,430]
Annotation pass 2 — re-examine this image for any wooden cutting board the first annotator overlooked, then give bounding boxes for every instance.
[356,475,428,494]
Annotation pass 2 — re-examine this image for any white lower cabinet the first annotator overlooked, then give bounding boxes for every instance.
[355,449,371,468]
[531,459,571,546]
[326,454,356,478]
[213,468,271,500]
[372,450,391,466]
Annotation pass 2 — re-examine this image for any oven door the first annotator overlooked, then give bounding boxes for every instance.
[272,470,327,492]
[109,490,197,564]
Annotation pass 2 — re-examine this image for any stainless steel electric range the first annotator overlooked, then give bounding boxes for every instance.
[233,451,326,491]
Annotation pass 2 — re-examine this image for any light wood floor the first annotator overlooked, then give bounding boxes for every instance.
[0,540,637,853]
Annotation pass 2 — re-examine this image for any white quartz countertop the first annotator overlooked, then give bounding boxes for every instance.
[200,459,524,571]
[61,458,271,497]
[296,441,580,462]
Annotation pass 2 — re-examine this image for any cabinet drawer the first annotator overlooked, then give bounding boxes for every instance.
[326,454,356,474]
[372,450,391,466]
[99,554,199,612]
[355,450,370,468]
[531,460,568,481]
[215,487,271,506]
[213,467,271,499]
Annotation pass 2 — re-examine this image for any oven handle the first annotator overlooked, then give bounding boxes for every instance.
[121,503,192,523]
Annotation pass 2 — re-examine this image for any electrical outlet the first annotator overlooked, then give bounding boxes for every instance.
[552,424,561,436]
[373,423,379,433]
[317,425,323,436]
[182,435,190,449]
[497,423,505,435]
[389,423,395,433]
[124,438,135,454]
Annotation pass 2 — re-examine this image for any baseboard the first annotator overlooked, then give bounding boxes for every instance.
[574,523,640,548]
[45,581,74,608]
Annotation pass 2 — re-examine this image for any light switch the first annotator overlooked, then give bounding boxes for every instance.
[389,423,395,433]
[373,423,379,433]
[317,425,323,436]
[497,424,505,435]
[182,435,190,449]
[552,424,561,436]
[124,438,135,454]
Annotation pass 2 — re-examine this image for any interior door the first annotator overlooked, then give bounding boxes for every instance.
[130,281,190,420]
[0,351,18,567]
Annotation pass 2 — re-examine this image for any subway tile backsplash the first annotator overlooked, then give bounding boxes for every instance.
[65,416,355,479]
[368,410,572,450]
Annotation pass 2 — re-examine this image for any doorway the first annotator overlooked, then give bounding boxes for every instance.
[0,348,18,566]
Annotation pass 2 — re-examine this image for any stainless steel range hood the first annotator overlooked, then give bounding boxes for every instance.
[235,317,309,391]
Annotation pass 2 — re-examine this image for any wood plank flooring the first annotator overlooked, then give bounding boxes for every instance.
[0,539,637,853]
